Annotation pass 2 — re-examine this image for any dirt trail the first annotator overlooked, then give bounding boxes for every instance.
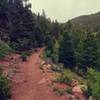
[10,49,65,100]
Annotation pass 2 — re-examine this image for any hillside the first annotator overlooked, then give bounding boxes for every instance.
[0,1,100,100]
[69,12,100,33]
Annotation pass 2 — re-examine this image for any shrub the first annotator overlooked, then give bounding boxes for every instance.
[0,41,11,59]
[66,88,73,94]
[51,64,63,72]
[53,88,65,96]
[51,40,59,63]
[20,50,33,61]
[0,64,3,75]
[87,68,100,99]
[20,52,28,61]
[22,51,32,56]
[10,42,19,51]
[56,69,74,85]
[45,49,52,57]
[0,75,11,100]
[0,65,11,100]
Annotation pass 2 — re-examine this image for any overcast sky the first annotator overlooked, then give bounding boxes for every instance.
[29,0,100,22]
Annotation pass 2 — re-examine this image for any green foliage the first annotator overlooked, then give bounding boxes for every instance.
[59,31,76,68]
[10,42,20,51]
[45,49,52,58]
[0,0,100,84]
[51,64,63,72]
[22,50,33,56]
[50,20,61,40]
[66,12,100,33]
[0,41,11,59]
[66,88,73,94]
[70,32,81,49]
[51,40,59,63]
[87,68,100,99]
[79,33,99,71]
[55,69,85,86]
[20,50,33,61]
[64,20,100,72]
[20,52,28,61]
[0,0,54,51]
[0,64,3,75]
[0,75,11,100]
[0,63,10,100]
[53,88,66,96]
[56,69,74,84]
[53,87,73,96]
[44,39,60,63]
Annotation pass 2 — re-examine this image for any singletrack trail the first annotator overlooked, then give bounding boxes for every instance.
[10,48,65,100]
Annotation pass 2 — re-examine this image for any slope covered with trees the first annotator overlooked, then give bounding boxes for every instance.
[0,0,100,99]
[0,0,61,52]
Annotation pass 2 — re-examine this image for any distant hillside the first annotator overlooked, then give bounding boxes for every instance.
[69,12,100,33]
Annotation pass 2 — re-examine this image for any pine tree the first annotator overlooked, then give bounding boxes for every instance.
[79,33,99,71]
[59,31,76,68]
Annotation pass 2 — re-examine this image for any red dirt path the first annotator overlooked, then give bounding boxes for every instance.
[9,49,65,100]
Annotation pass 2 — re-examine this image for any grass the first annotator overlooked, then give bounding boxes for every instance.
[0,64,3,75]
[53,87,66,96]
[53,87,73,96]
[0,65,11,99]
[0,41,12,59]
[52,68,87,97]
[55,68,87,87]
[66,88,73,94]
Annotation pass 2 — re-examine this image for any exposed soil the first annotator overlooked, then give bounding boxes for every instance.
[0,48,87,100]
[9,49,65,100]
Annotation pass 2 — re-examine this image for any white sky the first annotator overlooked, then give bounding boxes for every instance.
[29,0,100,22]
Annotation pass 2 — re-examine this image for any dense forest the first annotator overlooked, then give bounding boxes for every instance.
[0,0,100,100]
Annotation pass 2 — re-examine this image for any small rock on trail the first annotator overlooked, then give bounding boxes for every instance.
[38,78,47,85]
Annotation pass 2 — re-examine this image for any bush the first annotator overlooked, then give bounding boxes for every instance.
[87,68,100,99]
[0,41,11,59]
[20,52,28,62]
[0,65,11,100]
[21,50,32,56]
[20,50,33,62]
[51,64,63,72]
[56,69,73,84]
[53,88,65,96]
[0,75,11,100]
[45,49,52,57]
[51,40,59,63]
[66,88,73,94]
[0,64,3,75]
[10,42,19,51]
